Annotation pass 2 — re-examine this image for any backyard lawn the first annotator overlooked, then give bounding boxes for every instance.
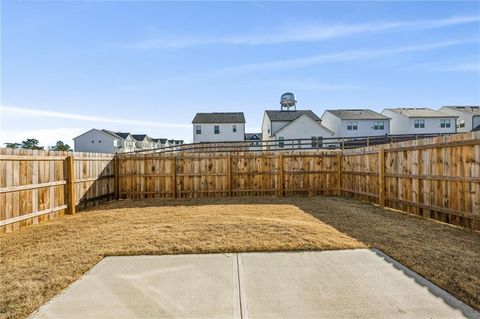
[1,196,479,319]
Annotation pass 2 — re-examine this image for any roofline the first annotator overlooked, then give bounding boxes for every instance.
[73,128,121,141]
[264,110,322,122]
[382,109,458,118]
[273,114,335,136]
[323,110,391,120]
[192,120,246,124]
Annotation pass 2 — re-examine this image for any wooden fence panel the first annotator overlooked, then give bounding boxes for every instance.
[0,149,114,232]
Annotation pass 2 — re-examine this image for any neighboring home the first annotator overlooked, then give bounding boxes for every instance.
[261,109,334,149]
[192,112,246,143]
[321,109,390,137]
[131,134,152,150]
[114,132,136,152]
[439,106,480,132]
[74,129,125,153]
[74,129,176,153]
[381,108,457,135]
[245,133,263,150]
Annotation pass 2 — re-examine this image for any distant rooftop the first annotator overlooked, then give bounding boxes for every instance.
[442,106,480,115]
[384,108,456,118]
[192,112,245,124]
[265,110,321,122]
[326,109,389,120]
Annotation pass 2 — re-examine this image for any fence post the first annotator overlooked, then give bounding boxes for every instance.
[66,155,75,215]
[171,156,177,198]
[337,153,342,196]
[278,154,285,197]
[378,148,385,207]
[114,155,120,200]
[227,154,232,197]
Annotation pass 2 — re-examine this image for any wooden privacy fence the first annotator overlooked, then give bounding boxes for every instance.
[0,148,114,232]
[1,131,479,232]
[118,132,480,230]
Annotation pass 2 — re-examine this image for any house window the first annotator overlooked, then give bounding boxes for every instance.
[347,121,358,130]
[196,125,202,134]
[440,119,451,128]
[98,140,102,143]
[373,121,385,130]
[278,137,284,148]
[414,119,425,128]
[233,125,237,132]
[214,125,220,134]
[91,140,94,143]
[457,119,465,128]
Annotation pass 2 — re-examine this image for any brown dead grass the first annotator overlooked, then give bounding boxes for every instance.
[0,198,363,319]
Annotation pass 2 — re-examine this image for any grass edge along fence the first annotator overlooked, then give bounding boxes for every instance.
[1,131,479,232]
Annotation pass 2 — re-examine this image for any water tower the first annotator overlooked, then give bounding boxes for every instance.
[280,92,297,111]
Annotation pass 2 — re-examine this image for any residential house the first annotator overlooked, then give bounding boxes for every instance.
[321,109,390,137]
[439,106,480,132]
[381,108,457,135]
[261,110,334,149]
[131,134,152,150]
[245,133,263,150]
[192,112,246,143]
[113,132,136,152]
[74,129,124,153]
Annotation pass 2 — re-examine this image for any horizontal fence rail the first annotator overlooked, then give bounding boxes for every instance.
[1,131,479,232]
[0,149,114,232]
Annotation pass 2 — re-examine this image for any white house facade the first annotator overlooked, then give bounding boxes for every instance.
[439,106,480,132]
[321,109,390,137]
[381,108,457,135]
[74,129,178,153]
[192,112,246,143]
[261,110,334,148]
[73,129,123,153]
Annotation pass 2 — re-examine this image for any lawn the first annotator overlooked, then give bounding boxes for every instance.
[1,196,479,319]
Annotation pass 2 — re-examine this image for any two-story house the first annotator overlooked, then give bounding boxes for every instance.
[261,109,334,148]
[192,112,246,143]
[321,109,390,137]
[381,108,457,135]
[74,129,124,153]
[439,106,480,132]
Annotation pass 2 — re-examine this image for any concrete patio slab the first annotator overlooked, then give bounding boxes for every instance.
[30,249,479,319]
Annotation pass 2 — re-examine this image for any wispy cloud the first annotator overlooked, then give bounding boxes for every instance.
[401,61,480,72]
[132,15,480,49]
[180,38,478,77]
[0,106,191,128]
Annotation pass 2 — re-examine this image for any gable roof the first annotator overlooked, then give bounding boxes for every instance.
[115,132,132,139]
[101,129,124,139]
[159,138,168,144]
[265,110,321,122]
[131,134,148,141]
[73,128,120,141]
[245,133,263,140]
[274,114,334,136]
[442,106,480,115]
[325,109,389,120]
[384,108,456,118]
[192,112,245,123]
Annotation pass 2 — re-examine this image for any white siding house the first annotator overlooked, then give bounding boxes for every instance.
[439,106,480,132]
[381,108,457,135]
[321,109,390,137]
[192,112,246,143]
[73,129,123,153]
[261,110,334,148]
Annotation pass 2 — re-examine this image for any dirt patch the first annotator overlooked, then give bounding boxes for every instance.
[0,198,363,319]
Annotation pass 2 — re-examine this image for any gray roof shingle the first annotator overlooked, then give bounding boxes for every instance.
[265,110,321,122]
[326,109,390,120]
[384,108,456,118]
[192,112,245,123]
[442,106,480,115]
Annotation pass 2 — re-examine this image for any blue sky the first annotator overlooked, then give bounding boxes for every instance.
[1,1,479,146]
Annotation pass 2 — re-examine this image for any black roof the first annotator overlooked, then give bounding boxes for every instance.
[115,132,131,139]
[265,110,321,122]
[192,112,245,123]
[131,134,147,141]
[245,133,262,140]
